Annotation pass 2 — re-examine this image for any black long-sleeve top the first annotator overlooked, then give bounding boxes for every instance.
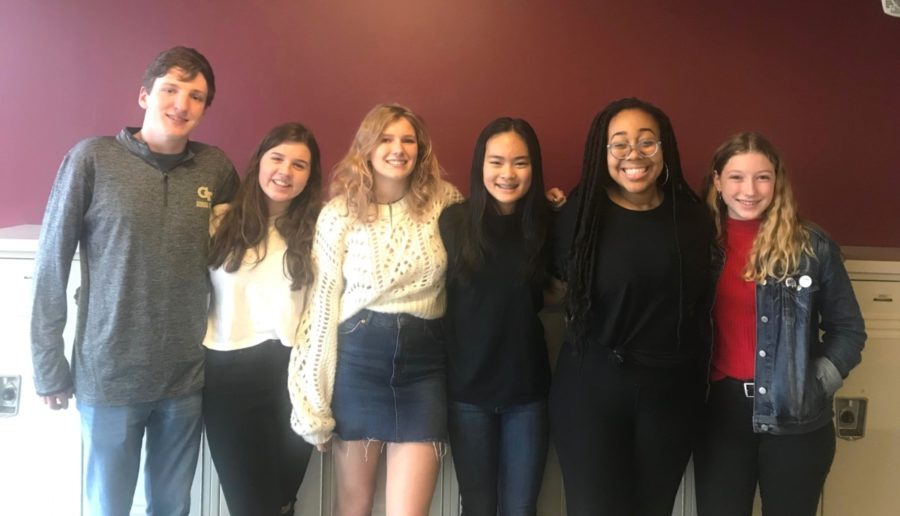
[553,189,713,368]
[439,202,551,406]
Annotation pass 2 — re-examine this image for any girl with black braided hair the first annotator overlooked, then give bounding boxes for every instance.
[549,98,714,515]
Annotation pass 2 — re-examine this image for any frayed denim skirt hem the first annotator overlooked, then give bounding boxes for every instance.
[332,309,447,443]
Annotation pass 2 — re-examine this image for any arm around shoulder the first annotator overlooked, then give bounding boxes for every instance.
[549,189,581,281]
[439,179,464,207]
[211,151,240,206]
[208,203,231,237]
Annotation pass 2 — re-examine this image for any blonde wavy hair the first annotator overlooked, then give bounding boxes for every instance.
[703,132,812,283]
[330,103,443,222]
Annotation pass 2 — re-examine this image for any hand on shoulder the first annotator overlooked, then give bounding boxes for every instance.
[208,203,232,236]
[439,178,464,205]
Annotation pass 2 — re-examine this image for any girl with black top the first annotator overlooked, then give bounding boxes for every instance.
[439,118,553,515]
[550,98,714,515]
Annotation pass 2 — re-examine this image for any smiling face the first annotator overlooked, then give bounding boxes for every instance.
[368,117,418,201]
[138,67,208,153]
[714,151,776,221]
[606,108,664,208]
[482,131,532,215]
[258,142,312,216]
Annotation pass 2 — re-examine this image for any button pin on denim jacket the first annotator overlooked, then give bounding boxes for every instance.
[785,277,797,289]
[799,275,812,288]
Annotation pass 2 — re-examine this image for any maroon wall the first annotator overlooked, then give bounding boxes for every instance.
[2,0,898,246]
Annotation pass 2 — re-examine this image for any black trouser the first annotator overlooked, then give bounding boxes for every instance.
[693,378,835,516]
[550,345,704,516]
[203,340,313,516]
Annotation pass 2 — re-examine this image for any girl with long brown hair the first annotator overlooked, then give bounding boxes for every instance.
[203,123,321,515]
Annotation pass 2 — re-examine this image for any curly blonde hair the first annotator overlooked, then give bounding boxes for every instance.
[330,103,443,221]
[703,132,812,283]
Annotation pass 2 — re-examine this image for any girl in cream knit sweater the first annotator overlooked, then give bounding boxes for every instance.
[289,104,461,515]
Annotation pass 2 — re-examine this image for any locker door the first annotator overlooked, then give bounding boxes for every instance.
[822,278,900,516]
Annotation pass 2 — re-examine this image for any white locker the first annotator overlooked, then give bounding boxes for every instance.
[0,225,82,515]
[0,225,206,516]
[822,252,900,516]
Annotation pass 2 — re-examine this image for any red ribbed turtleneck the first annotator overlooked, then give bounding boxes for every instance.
[711,216,762,382]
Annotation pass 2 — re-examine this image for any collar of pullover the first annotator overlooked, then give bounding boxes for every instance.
[117,127,195,171]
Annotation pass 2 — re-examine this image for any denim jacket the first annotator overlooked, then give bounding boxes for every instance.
[712,224,866,435]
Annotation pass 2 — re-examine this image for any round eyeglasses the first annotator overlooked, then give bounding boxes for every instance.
[606,139,661,160]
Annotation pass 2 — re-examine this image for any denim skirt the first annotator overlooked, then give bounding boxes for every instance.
[332,309,447,442]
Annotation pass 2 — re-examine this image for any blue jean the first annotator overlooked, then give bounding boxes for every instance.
[78,392,203,516]
[448,399,549,516]
[333,310,447,442]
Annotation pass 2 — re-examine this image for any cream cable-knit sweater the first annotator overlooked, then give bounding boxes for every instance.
[289,179,462,445]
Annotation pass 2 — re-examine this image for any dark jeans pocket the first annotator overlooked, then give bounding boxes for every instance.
[338,312,369,335]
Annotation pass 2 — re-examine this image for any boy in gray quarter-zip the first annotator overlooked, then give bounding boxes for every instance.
[30,46,239,516]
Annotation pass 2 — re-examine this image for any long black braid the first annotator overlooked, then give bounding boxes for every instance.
[564,98,700,355]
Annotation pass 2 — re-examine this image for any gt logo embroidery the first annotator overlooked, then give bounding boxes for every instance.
[196,186,213,208]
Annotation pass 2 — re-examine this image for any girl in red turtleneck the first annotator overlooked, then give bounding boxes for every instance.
[694,131,865,516]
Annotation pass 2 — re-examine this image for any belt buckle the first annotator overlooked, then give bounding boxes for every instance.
[743,382,755,398]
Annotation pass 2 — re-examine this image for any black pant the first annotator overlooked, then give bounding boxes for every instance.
[550,345,704,516]
[203,341,313,516]
[693,378,835,516]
